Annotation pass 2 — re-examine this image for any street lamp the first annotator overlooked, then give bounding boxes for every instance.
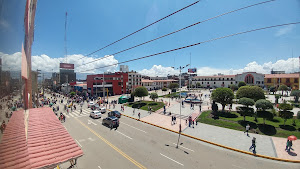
[173,64,190,149]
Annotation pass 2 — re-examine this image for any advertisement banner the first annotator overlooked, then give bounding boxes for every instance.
[188,68,197,73]
[60,63,74,69]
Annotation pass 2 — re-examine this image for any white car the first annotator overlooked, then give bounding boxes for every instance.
[99,107,106,113]
[88,101,95,108]
[90,111,102,119]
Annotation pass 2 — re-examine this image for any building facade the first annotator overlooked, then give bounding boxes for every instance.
[235,72,264,87]
[141,79,177,91]
[192,75,236,88]
[264,73,299,90]
[87,72,129,96]
[59,63,76,85]
[127,71,142,93]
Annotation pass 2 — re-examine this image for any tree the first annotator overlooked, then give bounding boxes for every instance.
[255,99,274,125]
[238,81,246,88]
[291,90,300,103]
[278,102,293,126]
[162,87,167,91]
[278,85,288,96]
[236,86,265,101]
[211,88,234,112]
[196,82,201,88]
[150,93,158,102]
[269,86,276,94]
[134,87,148,100]
[238,97,255,107]
[237,106,254,121]
[169,83,179,90]
[229,84,238,91]
[237,98,255,121]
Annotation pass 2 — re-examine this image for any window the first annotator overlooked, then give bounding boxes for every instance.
[222,82,224,84]
[244,74,254,84]
[118,82,122,86]
[214,82,216,84]
[277,78,280,83]
[202,82,203,84]
[295,78,298,83]
[231,78,233,80]
[231,82,233,84]
[227,78,229,80]
[267,78,271,83]
[207,82,209,84]
[286,78,290,83]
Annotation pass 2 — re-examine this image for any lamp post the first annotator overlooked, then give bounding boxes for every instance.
[173,64,189,149]
[102,73,105,102]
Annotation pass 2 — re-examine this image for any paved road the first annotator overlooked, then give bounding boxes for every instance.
[50,97,298,169]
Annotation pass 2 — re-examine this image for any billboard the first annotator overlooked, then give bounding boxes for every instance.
[60,63,74,69]
[188,68,197,73]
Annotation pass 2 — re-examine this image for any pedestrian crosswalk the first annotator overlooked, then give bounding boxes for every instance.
[63,108,91,118]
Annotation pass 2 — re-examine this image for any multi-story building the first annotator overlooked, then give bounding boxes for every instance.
[87,72,128,96]
[192,72,265,88]
[264,73,299,90]
[127,71,142,93]
[59,63,76,85]
[141,79,178,91]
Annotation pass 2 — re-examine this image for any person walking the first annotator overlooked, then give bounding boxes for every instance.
[138,112,141,120]
[199,104,202,112]
[171,116,174,125]
[133,108,135,115]
[244,124,250,136]
[192,120,195,128]
[286,140,293,152]
[249,137,256,153]
[174,116,177,124]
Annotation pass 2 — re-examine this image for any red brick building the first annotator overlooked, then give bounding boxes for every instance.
[87,72,128,96]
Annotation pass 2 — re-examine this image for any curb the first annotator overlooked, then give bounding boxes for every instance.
[118,112,300,163]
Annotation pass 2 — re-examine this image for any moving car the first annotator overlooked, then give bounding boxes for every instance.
[99,107,106,113]
[91,104,100,110]
[108,111,121,118]
[90,111,102,119]
[88,101,95,108]
[102,116,119,128]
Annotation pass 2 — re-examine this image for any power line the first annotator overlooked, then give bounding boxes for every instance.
[78,0,276,67]
[78,22,300,73]
[78,0,201,60]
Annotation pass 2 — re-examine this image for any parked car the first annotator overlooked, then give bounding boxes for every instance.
[91,104,100,110]
[102,116,119,128]
[108,111,121,118]
[88,101,95,108]
[90,110,102,119]
[99,107,106,113]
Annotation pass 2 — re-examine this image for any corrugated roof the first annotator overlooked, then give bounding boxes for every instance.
[264,74,299,78]
[27,107,83,169]
[0,110,32,169]
[0,107,83,169]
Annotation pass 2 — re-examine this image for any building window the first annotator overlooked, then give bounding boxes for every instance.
[202,82,203,84]
[295,78,299,83]
[207,82,209,84]
[222,82,224,84]
[277,78,280,83]
[227,78,229,80]
[231,78,233,80]
[244,74,254,84]
[267,78,271,83]
[262,81,264,84]
[231,82,233,84]
[286,78,290,83]
[214,82,216,84]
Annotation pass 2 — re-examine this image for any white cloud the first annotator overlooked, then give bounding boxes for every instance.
[275,25,294,37]
[138,65,179,77]
[197,58,299,76]
[0,52,119,74]
[138,58,299,77]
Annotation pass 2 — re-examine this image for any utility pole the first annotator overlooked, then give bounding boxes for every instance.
[103,73,105,101]
[173,64,189,149]
[42,73,44,97]
[66,74,68,94]
[36,69,41,107]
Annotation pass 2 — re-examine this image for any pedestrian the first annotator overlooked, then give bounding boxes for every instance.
[171,116,174,125]
[244,124,250,136]
[286,140,293,152]
[285,139,289,151]
[185,119,188,125]
[192,120,195,128]
[80,108,82,114]
[138,112,141,120]
[249,137,256,153]
[133,108,135,115]
[174,116,176,124]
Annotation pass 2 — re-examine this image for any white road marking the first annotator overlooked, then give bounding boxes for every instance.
[121,122,147,133]
[75,139,82,147]
[65,114,70,118]
[98,166,102,169]
[88,120,97,125]
[116,131,133,140]
[64,126,67,131]
[160,153,184,166]
[69,113,74,117]
[232,165,244,169]
[172,143,194,152]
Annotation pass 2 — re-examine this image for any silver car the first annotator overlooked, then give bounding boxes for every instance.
[90,110,102,119]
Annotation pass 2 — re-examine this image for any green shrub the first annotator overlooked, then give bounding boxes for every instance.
[297,111,300,120]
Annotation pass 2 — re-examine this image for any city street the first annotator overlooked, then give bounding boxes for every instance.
[53,98,299,169]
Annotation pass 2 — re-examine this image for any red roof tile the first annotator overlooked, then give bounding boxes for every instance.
[0,107,83,169]
[27,107,83,169]
[264,74,299,78]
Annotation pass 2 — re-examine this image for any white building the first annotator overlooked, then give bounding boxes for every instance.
[192,75,236,88]
[192,72,265,88]
[235,72,264,87]
[141,79,177,91]
[127,71,142,93]
[120,65,129,72]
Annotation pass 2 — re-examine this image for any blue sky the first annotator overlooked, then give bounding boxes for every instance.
[1,0,300,78]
